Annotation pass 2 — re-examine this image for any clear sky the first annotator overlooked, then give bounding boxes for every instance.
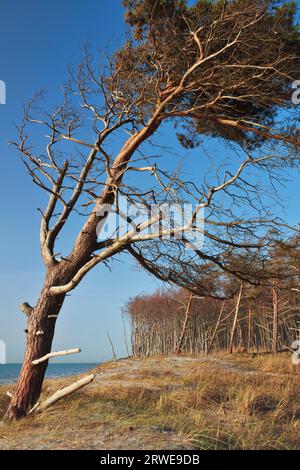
[0,1,299,363]
[0,0,165,363]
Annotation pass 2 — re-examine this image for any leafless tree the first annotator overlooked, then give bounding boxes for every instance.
[126,280,300,357]
[228,283,243,353]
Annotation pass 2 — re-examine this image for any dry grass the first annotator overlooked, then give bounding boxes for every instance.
[1,354,300,450]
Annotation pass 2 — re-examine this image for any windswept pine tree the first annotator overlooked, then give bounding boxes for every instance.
[6,0,300,419]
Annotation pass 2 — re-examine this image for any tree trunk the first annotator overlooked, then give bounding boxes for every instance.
[247,306,252,352]
[272,278,279,354]
[207,301,225,354]
[5,276,66,420]
[175,294,193,355]
[228,284,243,354]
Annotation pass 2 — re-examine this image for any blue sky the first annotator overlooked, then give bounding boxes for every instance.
[0,1,299,363]
[0,0,164,363]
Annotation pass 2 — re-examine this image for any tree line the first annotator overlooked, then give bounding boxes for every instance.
[125,239,300,355]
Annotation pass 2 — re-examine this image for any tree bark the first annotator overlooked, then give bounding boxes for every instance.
[5,274,66,420]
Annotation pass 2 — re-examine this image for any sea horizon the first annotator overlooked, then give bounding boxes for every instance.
[0,363,100,384]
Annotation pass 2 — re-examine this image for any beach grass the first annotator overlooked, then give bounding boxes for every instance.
[0,353,300,450]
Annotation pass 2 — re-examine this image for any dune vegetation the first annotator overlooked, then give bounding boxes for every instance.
[1,353,300,450]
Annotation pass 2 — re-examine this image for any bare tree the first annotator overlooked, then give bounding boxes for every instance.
[176,292,195,354]
[126,278,300,356]
[207,301,225,354]
[6,0,300,419]
[228,283,243,353]
[272,278,279,353]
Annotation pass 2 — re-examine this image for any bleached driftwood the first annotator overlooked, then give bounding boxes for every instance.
[32,347,81,365]
[291,341,300,372]
[292,352,300,365]
[28,401,40,414]
[34,374,95,413]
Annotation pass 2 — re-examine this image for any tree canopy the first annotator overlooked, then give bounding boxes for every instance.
[119,0,300,148]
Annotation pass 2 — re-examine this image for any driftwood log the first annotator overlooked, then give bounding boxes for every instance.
[33,374,95,413]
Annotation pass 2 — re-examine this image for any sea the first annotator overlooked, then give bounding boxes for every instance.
[0,363,99,384]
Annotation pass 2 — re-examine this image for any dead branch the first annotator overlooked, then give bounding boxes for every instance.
[19,302,33,316]
[32,348,81,365]
[34,374,95,413]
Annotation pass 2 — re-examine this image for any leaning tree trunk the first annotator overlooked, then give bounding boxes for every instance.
[228,284,243,354]
[5,275,66,420]
[175,294,193,355]
[5,213,99,420]
[207,301,225,354]
[272,278,279,354]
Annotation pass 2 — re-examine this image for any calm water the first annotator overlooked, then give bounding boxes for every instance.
[0,363,99,384]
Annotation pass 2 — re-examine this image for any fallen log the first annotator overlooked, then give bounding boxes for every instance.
[34,374,95,413]
[32,348,81,365]
[28,401,40,414]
